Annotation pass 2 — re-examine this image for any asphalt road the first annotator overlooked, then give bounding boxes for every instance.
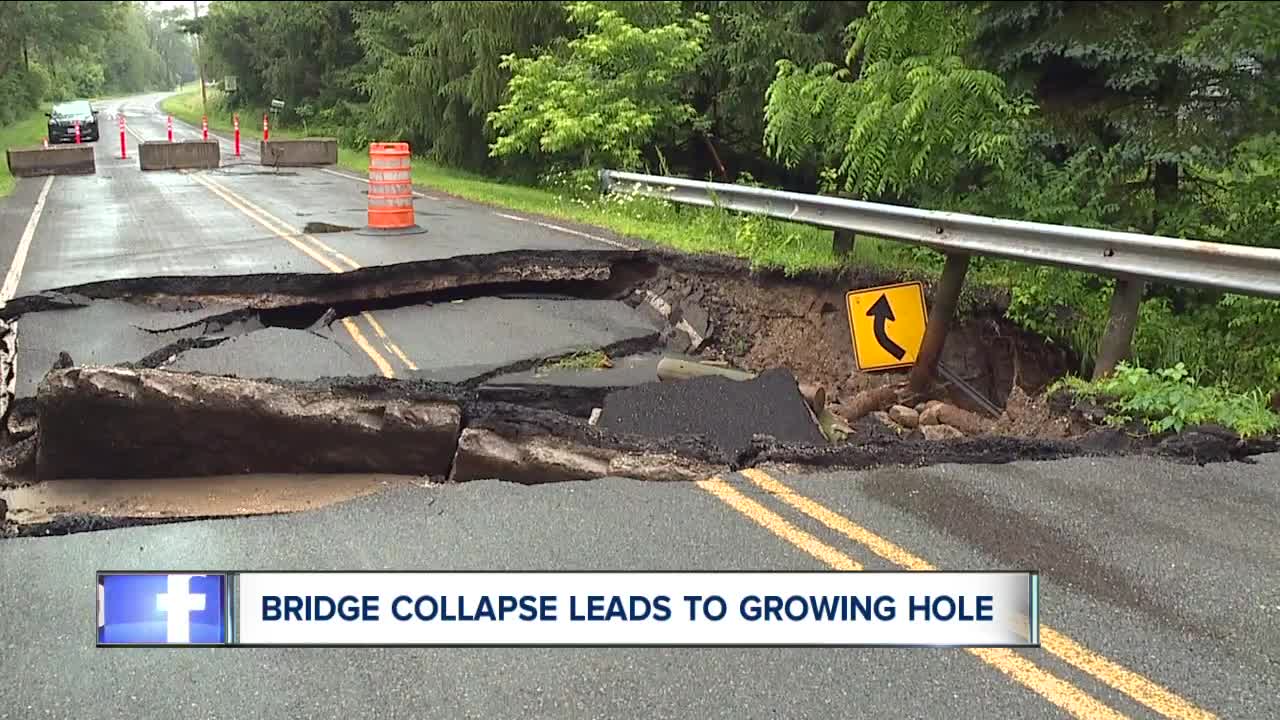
[1,91,651,388]
[1,91,1277,719]
[1,91,629,297]
[2,457,1276,718]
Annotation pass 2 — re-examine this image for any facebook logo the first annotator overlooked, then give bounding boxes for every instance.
[98,574,228,645]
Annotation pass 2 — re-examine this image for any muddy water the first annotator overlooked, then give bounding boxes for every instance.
[1,473,418,525]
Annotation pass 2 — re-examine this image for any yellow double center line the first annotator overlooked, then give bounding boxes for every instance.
[158,127,1210,718]
[184,171,417,378]
[697,470,1216,720]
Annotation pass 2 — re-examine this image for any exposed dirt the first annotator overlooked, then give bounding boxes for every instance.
[990,386,1084,439]
[629,253,1077,417]
[37,367,463,479]
[13,514,223,538]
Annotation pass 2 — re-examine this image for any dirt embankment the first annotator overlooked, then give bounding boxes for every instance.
[626,253,1074,414]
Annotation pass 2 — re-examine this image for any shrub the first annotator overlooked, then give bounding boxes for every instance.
[1056,363,1280,437]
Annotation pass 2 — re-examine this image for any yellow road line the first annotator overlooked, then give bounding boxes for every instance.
[131,123,416,376]
[188,172,347,274]
[695,478,861,571]
[701,471,1127,719]
[194,171,422,379]
[385,342,417,371]
[300,232,361,271]
[340,317,395,378]
[211,186,363,271]
[1038,629,1215,720]
[741,469,937,570]
[740,468,1215,720]
[361,311,419,371]
[186,171,397,377]
[700,472,1126,719]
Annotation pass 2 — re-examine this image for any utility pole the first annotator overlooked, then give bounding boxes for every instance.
[194,0,207,115]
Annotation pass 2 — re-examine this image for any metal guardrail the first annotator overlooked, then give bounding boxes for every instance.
[600,169,1280,389]
[600,170,1280,299]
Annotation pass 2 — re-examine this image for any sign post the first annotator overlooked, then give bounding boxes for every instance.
[233,114,241,157]
[202,116,208,141]
[267,99,284,144]
[74,120,81,145]
[262,114,269,141]
[167,115,173,143]
[119,114,127,159]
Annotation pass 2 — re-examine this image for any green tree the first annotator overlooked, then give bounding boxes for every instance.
[488,1,710,170]
[967,0,1279,237]
[763,1,1033,199]
[357,1,570,170]
[102,3,166,93]
[198,1,369,119]
[683,1,867,182]
[147,6,197,88]
[0,1,123,121]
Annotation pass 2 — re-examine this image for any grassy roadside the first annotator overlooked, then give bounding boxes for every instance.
[0,111,53,198]
[161,87,238,137]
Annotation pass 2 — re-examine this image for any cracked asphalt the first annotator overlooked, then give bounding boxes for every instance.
[2,92,656,390]
[0,91,1276,719]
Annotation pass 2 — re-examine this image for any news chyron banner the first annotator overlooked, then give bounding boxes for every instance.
[97,571,1039,647]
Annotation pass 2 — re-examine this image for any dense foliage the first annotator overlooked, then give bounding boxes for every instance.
[1056,363,1279,437]
[0,1,194,126]
[489,1,711,170]
[141,2,1280,394]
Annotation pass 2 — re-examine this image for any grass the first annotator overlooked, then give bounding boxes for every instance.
[540,350,613,372]
[0,110,55,198]
[161,87,237,134]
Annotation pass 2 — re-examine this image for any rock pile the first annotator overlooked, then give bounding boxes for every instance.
[861,401,993,440]
[630,277,715,355]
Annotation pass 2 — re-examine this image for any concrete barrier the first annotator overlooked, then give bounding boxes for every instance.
[138,140,219,171]
[5,145,95,177]
[259,138,338,167]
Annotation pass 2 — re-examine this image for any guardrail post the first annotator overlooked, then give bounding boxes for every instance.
[831,192,855,256]
[1092,278,1145,379]
[908,253,970,393]
[833,228,854,256]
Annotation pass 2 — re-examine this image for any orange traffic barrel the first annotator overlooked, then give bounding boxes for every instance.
[368,142,414,229]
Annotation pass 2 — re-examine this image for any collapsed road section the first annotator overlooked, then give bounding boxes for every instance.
[1,248,1274,508]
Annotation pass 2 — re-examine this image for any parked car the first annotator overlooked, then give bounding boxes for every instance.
[47,100,100,143]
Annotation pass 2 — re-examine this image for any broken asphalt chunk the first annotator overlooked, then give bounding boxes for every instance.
[36,367,461,479]
[598,368,825,458]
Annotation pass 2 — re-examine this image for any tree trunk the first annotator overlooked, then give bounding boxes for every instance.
[1153,160,1178,233]
[22,41,29,71]
[702,133,728,180]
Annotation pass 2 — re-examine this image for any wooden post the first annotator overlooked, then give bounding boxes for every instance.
[1092,278,1145,379]
[833,229,855,256]
[832,192,856,256]
[908,253,970,393]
